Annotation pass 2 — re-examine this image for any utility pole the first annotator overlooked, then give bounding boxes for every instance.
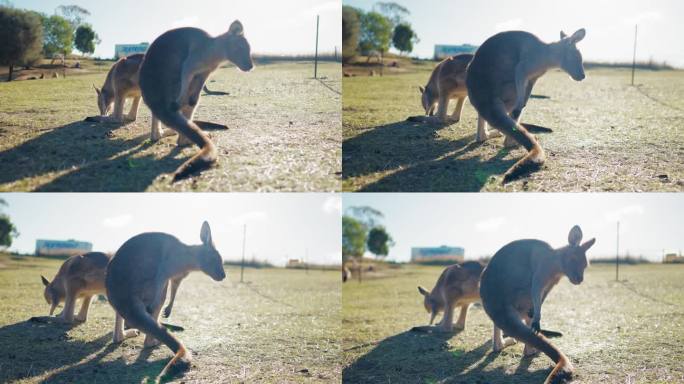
[314,15,320,79]
[615,221,620,281]
[305,248,309,274]
[240,224,246,283]
[631,25,638,86]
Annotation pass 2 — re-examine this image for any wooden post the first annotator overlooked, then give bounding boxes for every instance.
[615,221,620,281]
[314,15,320,79]
[240,224,246,283]
[631,25,637,86]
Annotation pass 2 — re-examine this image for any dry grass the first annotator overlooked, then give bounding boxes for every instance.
[0,61,341,192]
[342,59,684,192]
[0,253,341,383]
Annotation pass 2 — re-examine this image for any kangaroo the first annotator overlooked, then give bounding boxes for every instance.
[162,272,189,319]
[139,21,254,181]
[92,53,144,123]
[479,225,595,384]
[466,29,586,183]
[39,252,111,323]
[105,221,225,379]
[417,260,484,331]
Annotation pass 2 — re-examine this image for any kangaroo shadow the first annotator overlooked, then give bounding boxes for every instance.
[0,120,187,191]
[0,319,110,383]
[343,328,551,384]
[342,120,517,191]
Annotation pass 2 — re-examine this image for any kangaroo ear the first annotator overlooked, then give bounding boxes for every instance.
[419,86,425,94]
[229,20,244,36]
[93,84,100,95]
[560,30,568,40]
[570,28,586,44]
[568,225,583,246]
[581,238,596,251]
[418,286,429,296]
[200,221,212,245]
[41,275,50,286]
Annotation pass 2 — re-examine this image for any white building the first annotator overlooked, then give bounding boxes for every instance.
[114,43,149,59]
[411,245,464,263]
[433,44,478,60]
[35,239,92,257]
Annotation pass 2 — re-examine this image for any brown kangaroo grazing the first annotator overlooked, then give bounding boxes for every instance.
[466,29,586,183]
[92,53,144,123]
[417,260,484,331]
[105,221,226,379]
[39,252,111,323]
[419,54,476,124]
[479,225,595,384]
[139,21,254,181]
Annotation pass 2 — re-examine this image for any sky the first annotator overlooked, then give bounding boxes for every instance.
[13,0,341,58]
[343,193,684,262]
[1,193,342,266]
[344,0,684,67]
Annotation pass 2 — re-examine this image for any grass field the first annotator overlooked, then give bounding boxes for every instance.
[0,60,341,192]
[342,59,684,192]
[0,254,341,383]
[342,263,684,384]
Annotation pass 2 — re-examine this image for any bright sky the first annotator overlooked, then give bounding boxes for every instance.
[343,193,684,262]
[344,0,684,67]
[1,193,342,266]
[14,0,341,57]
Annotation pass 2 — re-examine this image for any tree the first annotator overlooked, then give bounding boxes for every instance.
[74,24,97,56]
[342,6,361,63]
[358,11,392,57]
[392,23,418,55]
[374,1,409,27]
[367,226,394,258]
[42,14,73,59]
[0,199,18,249]
[56,4,89,29]
[342,215,367,262]
[0,7,43,81]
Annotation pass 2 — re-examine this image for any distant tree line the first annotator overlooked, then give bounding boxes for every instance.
[342,206,394,262]
[0,4,100,81]
[342,1,419,63]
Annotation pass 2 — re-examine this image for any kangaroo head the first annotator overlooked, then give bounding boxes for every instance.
[94,84,113,115]
[223,20,254,73]
[418,286,440,324]
[558,29,586,81]
[41,275,61,315]
[198,221,226,281]
[560,225,595,285]
[419,86,436,116]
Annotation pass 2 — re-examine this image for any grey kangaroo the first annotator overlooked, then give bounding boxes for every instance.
[479,225,595,384]
[138,21,254,181]
[105,221,226,379]
[466,29,586,183]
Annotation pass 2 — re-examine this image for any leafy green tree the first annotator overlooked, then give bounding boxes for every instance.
[0,7,43,81]
[392,23,418,55]
[367,226,394,258]
[342,5,361,63]
[42,14,73,58]
[359,11,392,57]
[343,215,367,262]
[0,199,18,249]
[374,2,409,27]
[74,23,97,55]
[56,4,89,29]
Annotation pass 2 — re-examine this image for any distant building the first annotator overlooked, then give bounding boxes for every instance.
[114,43,149,59]
[664,253,684,263]
[433,44,478,60]
[411,245,465,263]
[286,258,304,268]
[35,239,92,257]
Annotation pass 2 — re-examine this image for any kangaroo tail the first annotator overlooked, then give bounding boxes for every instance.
[483,105,546,183]
[521,123,553,133]
[123,300,190,379]
[493,307,573,384]
[155,109,217,182]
